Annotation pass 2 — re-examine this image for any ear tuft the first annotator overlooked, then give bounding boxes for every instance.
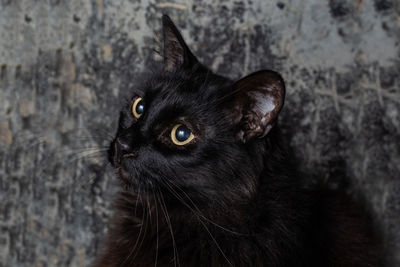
[162,14,197,72]
[229,70,285,142]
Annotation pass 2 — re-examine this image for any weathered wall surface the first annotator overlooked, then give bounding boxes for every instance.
[0,0,399,266]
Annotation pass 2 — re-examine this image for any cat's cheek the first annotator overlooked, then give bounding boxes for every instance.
[120,157,137,171]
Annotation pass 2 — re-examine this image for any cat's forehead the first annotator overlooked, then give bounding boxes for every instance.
[142,71,229,109]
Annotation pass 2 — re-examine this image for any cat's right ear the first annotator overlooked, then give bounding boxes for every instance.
[162,14,198,72]
[227,70,285,143]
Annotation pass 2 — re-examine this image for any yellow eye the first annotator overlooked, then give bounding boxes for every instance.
[171,124,195,146]
[132,97,144,119]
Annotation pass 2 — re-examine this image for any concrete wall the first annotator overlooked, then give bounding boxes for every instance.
[0,0,399,266]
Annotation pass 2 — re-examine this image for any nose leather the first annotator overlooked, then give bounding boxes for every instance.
[112,135,134,165]
[116,137,131,153]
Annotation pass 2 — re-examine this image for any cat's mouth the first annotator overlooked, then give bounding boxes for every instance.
[114,165,135,189]
[115,162,156,191]
[116,166,131,184]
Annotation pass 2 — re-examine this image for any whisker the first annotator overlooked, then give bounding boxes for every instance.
[165,178,245,236]
[198,218,233,266]
[56,146,108,155]
[152,189,159,267]
[135,186,141,217]
[28,148,109,195]
[130,193,150,264]
[73,161,111,191]
[157,187,180,267]
[160,179,233,266]
[14,138,47,152]
[120,193,146,266]
[11,131,47,143]
[155,169,245,236]
[147,189,153,224]
[65,150,107,166]
[12,127,113,147]
[59,135,112,142]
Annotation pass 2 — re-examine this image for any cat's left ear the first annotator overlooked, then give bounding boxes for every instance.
[228,70,285,142]
[162,14,199,72]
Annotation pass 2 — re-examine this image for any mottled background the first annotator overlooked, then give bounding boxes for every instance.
[0,0,399,266]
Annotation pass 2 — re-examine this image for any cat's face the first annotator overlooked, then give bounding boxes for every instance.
[108,15,285,206]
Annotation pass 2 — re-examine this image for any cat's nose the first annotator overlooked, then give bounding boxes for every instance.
[116,137,131,153]
[111,136,138,165]
[115,136,134,157]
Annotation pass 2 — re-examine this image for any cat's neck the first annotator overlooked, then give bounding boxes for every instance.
[115,189,253,236]
[97,176,311,267]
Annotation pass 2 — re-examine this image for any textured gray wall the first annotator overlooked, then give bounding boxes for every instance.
[0,0,399,266]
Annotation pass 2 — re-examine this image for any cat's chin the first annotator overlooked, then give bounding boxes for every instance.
[115,165,157,193]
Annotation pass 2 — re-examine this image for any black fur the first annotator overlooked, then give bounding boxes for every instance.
[94,15,386,267]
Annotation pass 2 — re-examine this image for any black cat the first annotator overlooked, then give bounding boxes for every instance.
[94,15,386,267]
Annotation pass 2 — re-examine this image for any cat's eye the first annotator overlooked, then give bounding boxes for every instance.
[132,97,144,119]
[171,124,195,146]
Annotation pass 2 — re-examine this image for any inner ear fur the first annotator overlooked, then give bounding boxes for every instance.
[162,14,198,72]
[229,70,285,142]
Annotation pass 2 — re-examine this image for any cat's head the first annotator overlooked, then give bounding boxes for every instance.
[108,15,285,207]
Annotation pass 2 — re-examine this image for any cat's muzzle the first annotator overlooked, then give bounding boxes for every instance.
[109,137,137,167]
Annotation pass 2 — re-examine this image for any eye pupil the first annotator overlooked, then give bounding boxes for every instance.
[175,125,191,142]
[136,101,144,115]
